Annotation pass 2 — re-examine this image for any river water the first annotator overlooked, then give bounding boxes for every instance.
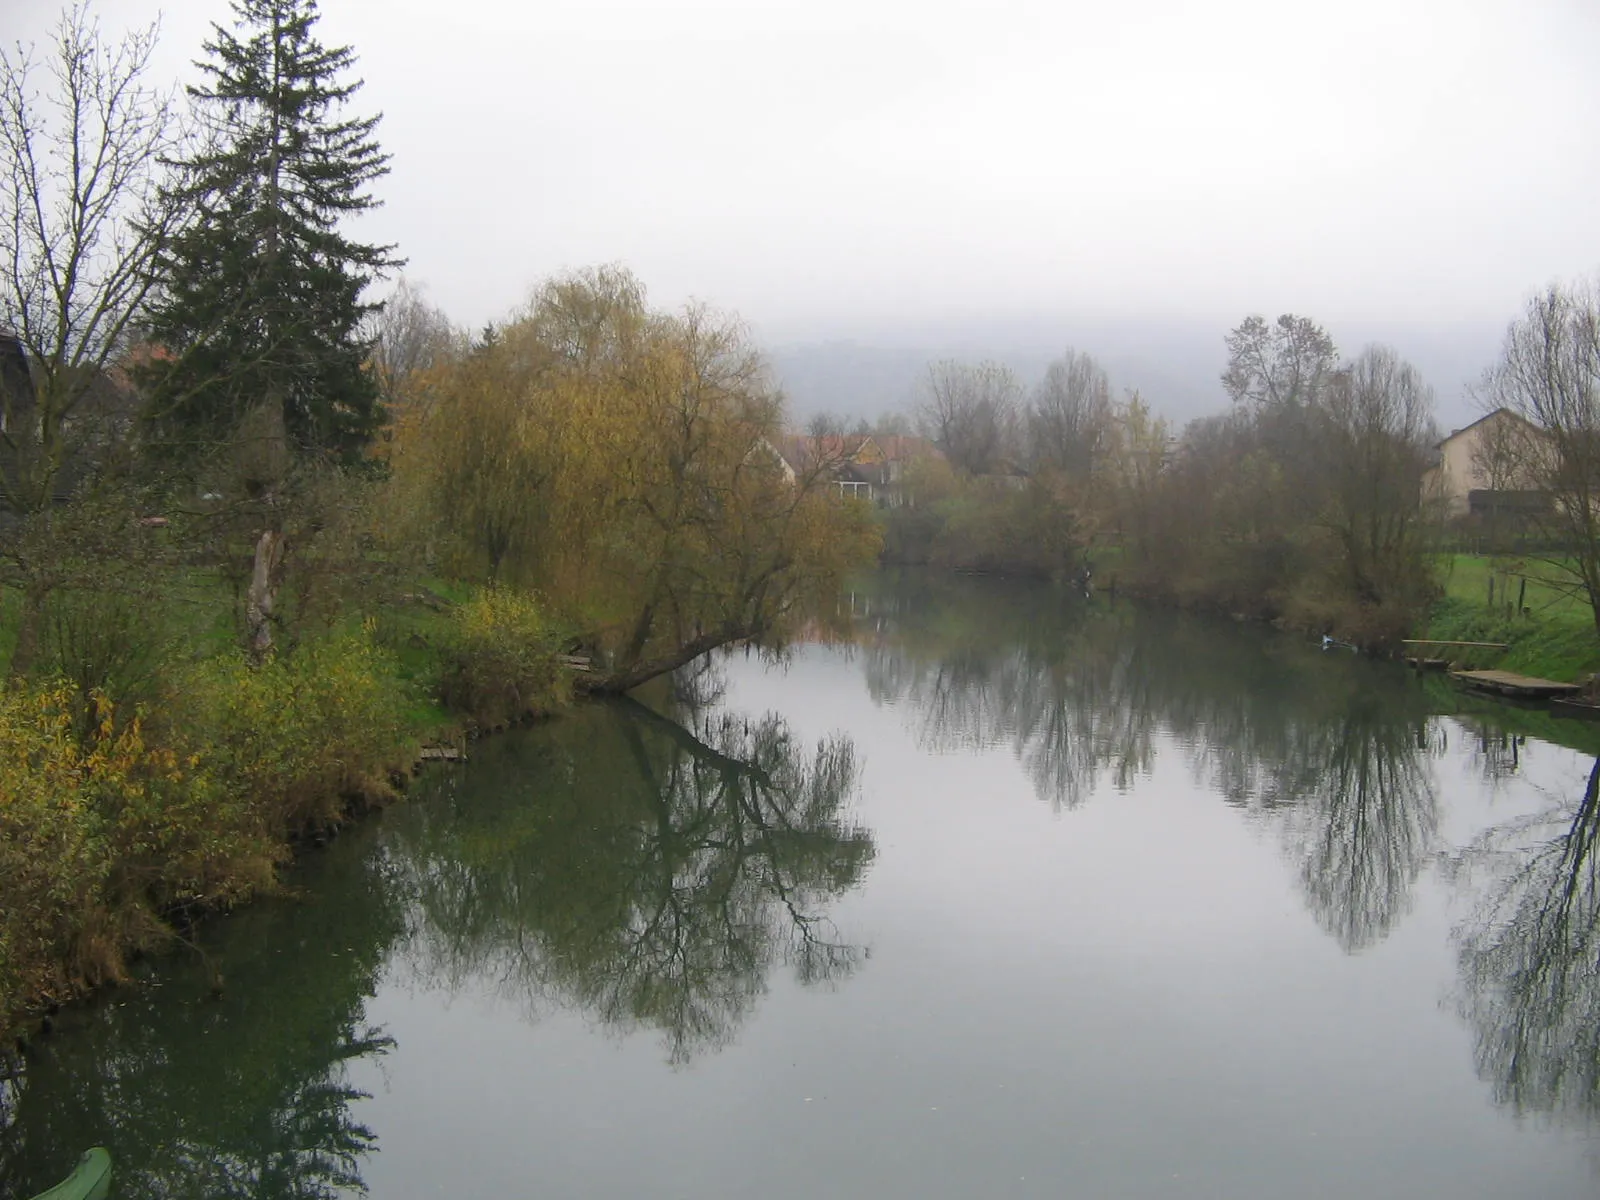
[4,572,1600,1199]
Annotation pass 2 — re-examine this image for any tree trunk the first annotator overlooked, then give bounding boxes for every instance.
[578,622,745,695]
[245,528,286,660]
[6,580,48,680]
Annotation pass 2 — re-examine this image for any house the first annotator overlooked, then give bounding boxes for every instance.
[778,433,946,504]
[744,436,797,485]
[0,326,143,512]
[1421,408,1551,520]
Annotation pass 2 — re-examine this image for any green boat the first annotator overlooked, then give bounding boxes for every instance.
[27,1148,111,1200]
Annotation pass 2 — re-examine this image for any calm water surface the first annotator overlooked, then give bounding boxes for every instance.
[4,572,1600,1198]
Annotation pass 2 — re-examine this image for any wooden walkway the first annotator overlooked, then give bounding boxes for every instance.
[1450,669,1582,698]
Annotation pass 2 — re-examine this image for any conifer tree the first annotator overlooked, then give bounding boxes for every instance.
[144,0,397,469]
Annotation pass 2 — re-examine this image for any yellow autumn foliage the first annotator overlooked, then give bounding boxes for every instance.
[0,631,414,1032]
[386,265,883,689]
[0,683,270,1028]
[181,631,413,832]
[436,586,571,728]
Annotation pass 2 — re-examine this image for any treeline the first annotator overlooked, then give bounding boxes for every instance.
[1128,319,1437,643]
[873,281,1600,650]
[871,318,1436,645]
[0,4,876,1033]
[871,353,1169,576]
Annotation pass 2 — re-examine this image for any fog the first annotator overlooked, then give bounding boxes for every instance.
[9,0,1597,426]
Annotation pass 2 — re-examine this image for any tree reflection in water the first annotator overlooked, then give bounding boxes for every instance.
[857,571,1441,952]
[391,698,874,1064]
[1456,756,1600,1125]
[0,697,870,1196]
[0,841,405,1200]
[1267,705,1438,951]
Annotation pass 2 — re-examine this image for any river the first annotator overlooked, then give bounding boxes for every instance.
[3,571,1600,1198]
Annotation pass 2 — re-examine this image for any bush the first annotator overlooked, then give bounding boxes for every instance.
[435,587,570,728]
[38,584,174,736]
[0,683,271,1030]
[927,483,1088,578]
[180,629,413,832]
[0,630,417,1032]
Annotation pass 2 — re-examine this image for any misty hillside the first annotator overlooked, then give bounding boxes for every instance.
[769,317,1503,434]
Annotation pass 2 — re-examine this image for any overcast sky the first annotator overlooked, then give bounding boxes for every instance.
[8,0,1599,387]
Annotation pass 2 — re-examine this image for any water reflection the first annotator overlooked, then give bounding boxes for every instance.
[859,578,1155,810]
[13,575,1600,1196]
[0,845,404,1200]
[1269,701,1439,951]
[1457,756,1600,1125]
[0,699,869,1197]
[391,699,873,1064]
[856,572,1441,951]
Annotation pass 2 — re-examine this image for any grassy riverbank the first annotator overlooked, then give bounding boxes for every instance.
[1419,555,1600,683]
[0,580,576,1039]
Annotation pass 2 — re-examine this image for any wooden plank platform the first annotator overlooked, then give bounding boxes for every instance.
[1450,669,1582,698]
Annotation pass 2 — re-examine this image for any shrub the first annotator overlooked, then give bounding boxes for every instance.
[435,587,569,728]
[180,629,413,832]
[0,683,271,1030]
[38,584,174,736]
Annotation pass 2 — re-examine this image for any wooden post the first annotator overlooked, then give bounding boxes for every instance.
[1517,577,1527,617]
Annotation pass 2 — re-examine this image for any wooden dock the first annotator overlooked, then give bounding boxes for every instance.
[1450,669,1582,699]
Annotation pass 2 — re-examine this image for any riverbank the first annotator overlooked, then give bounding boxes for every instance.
[1416,556,1600,684]
[0,583,578,1042]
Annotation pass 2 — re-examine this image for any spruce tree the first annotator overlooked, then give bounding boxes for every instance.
[144,0,397,468]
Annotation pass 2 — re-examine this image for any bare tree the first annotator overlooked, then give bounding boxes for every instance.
[1222,314,1339,411]
[369,276,463,411]
[1028,348,1113,476]
[0,3,178,515]
[1479,279,1600,633]
[915,359,1020,476]
[1317,345,1437,610]
[1,4,182,678]
[873,410,911,437]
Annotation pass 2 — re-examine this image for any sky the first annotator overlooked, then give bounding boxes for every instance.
[6,0,1599,418]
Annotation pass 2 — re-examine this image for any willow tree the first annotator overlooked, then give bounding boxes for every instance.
[388,266,645,585]
[394,267,881,691]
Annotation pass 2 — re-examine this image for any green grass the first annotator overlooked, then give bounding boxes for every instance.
[0,569,471,741]
[1423,554,1600,683]
[1436,553,1594,621]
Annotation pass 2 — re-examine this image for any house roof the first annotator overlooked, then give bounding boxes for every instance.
[1433,407,1543,450]
[875,434,945,463]
[778,432,946,472]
